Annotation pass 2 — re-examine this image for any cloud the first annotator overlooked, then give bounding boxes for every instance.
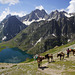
[0,0,19,5]
[0,7,26,22]
[59,9,65,12]
[35,5,44,10]
[11,11,26,17]
[0,8,10,22]
[67,0,75,13]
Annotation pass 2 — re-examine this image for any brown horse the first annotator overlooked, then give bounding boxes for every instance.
[45,54,53,63]
[69,48,75,55]
[37,55,45,68]
[57,52,65,60]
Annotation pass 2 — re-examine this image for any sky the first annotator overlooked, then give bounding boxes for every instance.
[0,0,75,22]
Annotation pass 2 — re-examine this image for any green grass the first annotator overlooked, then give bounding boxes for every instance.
[0,40,16,51]
[41,40,75,56]
[0,62,48,75]
[21,58,34,63]
[62,71,75,75]
[51,60,75,70]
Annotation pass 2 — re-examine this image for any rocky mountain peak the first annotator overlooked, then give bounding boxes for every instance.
[2,16,27,41]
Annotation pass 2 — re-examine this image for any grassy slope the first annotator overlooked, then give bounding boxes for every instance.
[0,41,75,75]
[0,39,18,52]
[41,40,75,56]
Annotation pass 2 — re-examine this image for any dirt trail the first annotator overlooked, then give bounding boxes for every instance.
[38,44,75,75]
[39,55,75,75]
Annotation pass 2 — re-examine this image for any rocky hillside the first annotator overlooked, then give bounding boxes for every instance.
[0,16,27,41]
[0,9,73,41]
[7,15,74,55]
[18,9,73,25]
[19,9,48,25]
[0,9,75,54]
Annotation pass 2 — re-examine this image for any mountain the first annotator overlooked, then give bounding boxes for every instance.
[8,15,74,55]
[0,16,27,41]
[0,9,73,26]
[19,9,49,25]
[0,14,12,34]
[18,9,74,25]
[0,9,75,53]
[0,17,8,40]
[47,10,73,21]
[5,14,11,19]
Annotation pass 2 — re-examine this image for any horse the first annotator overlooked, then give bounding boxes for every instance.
[45,54,53,63]
[69,48,75,55]
[57,52,65,60]
[36,55,45,68]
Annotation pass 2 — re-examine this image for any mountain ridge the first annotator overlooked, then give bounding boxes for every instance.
[7,15,75,55]
[0,16,27,41]
[0,9,75,54]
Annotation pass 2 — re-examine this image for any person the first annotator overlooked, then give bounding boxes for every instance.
[33,54,38,60]
[67,48,69,58]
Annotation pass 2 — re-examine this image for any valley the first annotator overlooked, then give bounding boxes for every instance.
[0,2,75,75]
[0,41,75,75]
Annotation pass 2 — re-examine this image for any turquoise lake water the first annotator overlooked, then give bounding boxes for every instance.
[0,48,33,63]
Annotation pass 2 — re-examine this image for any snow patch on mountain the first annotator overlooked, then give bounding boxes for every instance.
[48,18,54,21]
[52,33,56,37]
[23,19,35,25]
[35,13,39,18]
[23,18,45,25]
[36,18,45,22]
[64,13,73,17]
[2,36,7,40]
[3,25,4,28]
[34,37,42,46]
[68,39,70,42]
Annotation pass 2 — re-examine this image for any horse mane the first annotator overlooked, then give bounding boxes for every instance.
[45,54,49,58]
[57,52,65,57]
[45,54,53,59]
[57,54,60,57]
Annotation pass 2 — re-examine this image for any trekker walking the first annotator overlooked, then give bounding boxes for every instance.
[67,48,69,58]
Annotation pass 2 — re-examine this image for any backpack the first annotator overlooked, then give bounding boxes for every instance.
[33,54,38,60]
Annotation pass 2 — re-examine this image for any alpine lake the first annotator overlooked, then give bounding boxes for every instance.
[0,48,33,63]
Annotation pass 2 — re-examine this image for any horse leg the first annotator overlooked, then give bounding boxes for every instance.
[51,57,53,62]
[38,63,40,68]
[40,61,42,67]
[52,56,54,61]
[37,59,40,68]
[48,58,49,63]
[38,61,41,68]
[51,58,53,62]
[73,51,74,56]
[63,55,64,60]
[74,52,75,56]
[60,56,61,60]
[51,58,52,62]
